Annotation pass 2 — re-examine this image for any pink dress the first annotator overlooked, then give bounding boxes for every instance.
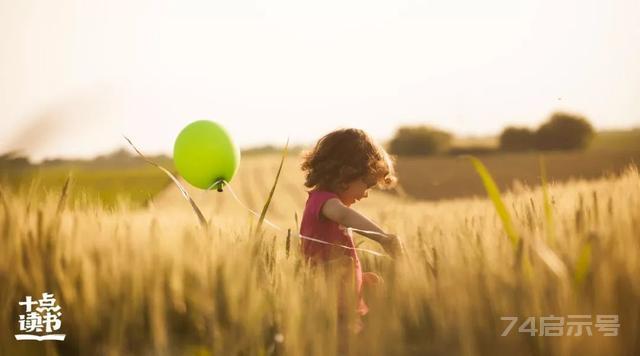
[299,190,368,316]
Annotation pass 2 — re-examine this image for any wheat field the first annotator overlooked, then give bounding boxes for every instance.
[1,154,639,356]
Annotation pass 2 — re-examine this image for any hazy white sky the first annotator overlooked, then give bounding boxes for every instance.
[1,0,639,161]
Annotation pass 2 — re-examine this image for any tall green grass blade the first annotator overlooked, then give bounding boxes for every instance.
[56,174,71,215]
[465,155,519,248]
[286,228,291,258]
[539,155,556,245]
[574,241,592,286]
[0,186,10,240]
[257,139,289,232]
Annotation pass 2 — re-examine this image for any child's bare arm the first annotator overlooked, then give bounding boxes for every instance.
[322,198,405,258]
[321,198,387,243]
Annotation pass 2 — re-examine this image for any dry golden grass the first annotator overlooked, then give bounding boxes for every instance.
[1,154,639,355]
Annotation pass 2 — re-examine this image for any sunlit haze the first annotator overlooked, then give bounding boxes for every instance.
[1,0,639,161]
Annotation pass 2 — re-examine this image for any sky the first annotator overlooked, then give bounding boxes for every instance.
[1,0,639,161]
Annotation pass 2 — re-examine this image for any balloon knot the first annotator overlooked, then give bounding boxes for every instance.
[214,178,225,192]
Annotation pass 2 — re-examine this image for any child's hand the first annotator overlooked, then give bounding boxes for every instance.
[379,234,405,259]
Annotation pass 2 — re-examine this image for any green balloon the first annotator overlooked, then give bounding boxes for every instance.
[173,120,240,190]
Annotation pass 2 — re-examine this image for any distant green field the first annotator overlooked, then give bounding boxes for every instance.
[587,129,640,151]
[0,164,172,208]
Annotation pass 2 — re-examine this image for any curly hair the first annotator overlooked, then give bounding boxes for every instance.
[301,128,397,192]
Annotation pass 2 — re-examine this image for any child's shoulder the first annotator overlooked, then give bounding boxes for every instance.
[306,189,339,204]
[304,189,339,217]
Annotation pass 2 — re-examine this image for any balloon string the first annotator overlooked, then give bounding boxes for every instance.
[209,179,282,231]
[217,179,389,258]
[123,135,208,227]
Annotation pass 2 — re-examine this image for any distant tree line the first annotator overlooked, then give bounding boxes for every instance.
[499,112,594,152]
[388,112,595,156]
[0,151,31,169]
[388,126,453,156]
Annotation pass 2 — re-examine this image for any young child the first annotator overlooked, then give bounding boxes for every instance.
[299,128,404,336]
